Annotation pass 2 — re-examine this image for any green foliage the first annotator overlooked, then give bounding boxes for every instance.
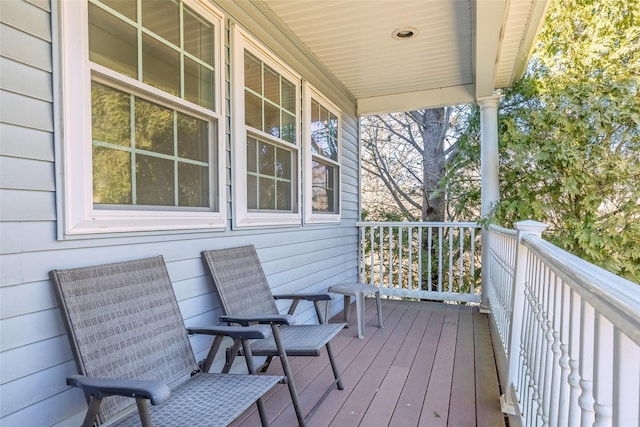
[442,104,482,220]
[495,0,640,282]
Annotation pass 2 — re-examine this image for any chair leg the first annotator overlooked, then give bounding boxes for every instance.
[241,339,271,427]
[355,291,365,339]
[223,340,242,373]
[376,291,384,328]
[202,335,224,372]
[81,396,103,427]
[313,300,326,324]
[259,356,274,373]
[136,398,153,427]
[325,342,344,390]
[270,325,306,427]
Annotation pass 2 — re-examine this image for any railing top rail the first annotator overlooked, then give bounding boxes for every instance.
[488,223,518,237]
[356,221,481,228]
[522,234,640,345]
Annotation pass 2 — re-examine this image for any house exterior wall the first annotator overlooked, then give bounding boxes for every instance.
[0,1,360,425]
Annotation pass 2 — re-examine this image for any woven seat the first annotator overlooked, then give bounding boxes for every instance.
[109,373,278,427]
[202,246,347,427]
[249,323,345,355]
[50,256,282,427]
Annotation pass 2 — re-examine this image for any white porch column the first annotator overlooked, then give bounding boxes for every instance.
[479,95,500,217]
[478,95,500,311]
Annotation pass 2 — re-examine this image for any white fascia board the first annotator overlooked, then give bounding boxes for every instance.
[356,84,475,116]
[511,0,552,81]
[474,0,508,99]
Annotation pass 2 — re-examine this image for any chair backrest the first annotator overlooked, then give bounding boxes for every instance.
[201,245,280,317]
[50,256,198,423]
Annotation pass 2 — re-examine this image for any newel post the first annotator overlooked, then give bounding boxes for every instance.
[501,220,547,415]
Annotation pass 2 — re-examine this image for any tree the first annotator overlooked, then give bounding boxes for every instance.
[361,108,482,292]
[361,107,466,222]
[454,0,640,282]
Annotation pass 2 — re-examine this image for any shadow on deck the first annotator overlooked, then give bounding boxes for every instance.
[231,298,505,427]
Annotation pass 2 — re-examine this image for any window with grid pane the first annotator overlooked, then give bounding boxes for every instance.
[88,0,216,210]
[310,99,339,213]
[243,50,297,213]
[58,0,225,236]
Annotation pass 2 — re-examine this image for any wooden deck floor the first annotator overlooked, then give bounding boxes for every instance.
[230,298,506,427]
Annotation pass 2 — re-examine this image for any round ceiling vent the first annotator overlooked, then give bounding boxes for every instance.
[392,27,418,40]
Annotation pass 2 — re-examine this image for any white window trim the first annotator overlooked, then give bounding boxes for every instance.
[231,24,302,229]
[303,82,342,224]
[56,0,226,237]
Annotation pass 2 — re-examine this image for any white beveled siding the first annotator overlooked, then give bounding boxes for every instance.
[0,1,360,425]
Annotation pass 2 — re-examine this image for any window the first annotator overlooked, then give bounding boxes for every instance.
[232,26,301,228]
[304,84,341,223]
[58,0,225,236]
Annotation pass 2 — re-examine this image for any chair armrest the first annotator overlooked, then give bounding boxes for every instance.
[67,375,171,405]
[274,293,333,321]
[220,314,295,326]
[274,292,333,302]
[187,325,272,340]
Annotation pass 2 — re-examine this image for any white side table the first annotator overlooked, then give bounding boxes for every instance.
[328,282,383,339]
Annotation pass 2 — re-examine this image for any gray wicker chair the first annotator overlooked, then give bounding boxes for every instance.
[201,245,347,427]
[50,256,283,427]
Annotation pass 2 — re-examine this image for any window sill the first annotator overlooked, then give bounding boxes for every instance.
[62,211,226,237]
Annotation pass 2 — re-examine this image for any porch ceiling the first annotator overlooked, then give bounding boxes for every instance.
[258,0,549,115]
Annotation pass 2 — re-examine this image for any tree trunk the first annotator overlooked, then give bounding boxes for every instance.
[420,108,447,222]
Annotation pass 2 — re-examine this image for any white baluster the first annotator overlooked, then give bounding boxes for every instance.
[558,343,570,426]
[437,226,443,292]
[578,303,595,427]
[427,226,432,290]
[388,226,393,288]
[613,331,639,425]
[540,319,555,427]
[593,404,612,427]
[578,379,595,427]
[417,226,423,291]
[593,315,613,427]
[549,330,562,426]
[567,359,581,427]
[448,226,454,292]
[397,227,402,287]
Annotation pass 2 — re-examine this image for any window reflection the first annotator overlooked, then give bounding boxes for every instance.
[244,49,296,143]
[136,154,175,206]
[90,0,215,110]
[311,159,336,212]
[310,99,338,161]
[89,3,137,78]
[246,136,294,212]
[93,145,132,204]
[184,7,214,65]
[135,98,174,155]
[91,82,211,208]
[141,0,180,46]
[142,34,180,96]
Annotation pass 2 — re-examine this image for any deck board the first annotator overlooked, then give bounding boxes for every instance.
[419,305,459,427]
[448,306,477,427]
[389,303,445,427]
[474,310,507,427]
[328,302,421,426]
[228,299,505,426]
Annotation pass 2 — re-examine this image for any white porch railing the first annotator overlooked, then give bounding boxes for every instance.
[486,224,519,358]
[356,221,482,303]
[488,221,640,427]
